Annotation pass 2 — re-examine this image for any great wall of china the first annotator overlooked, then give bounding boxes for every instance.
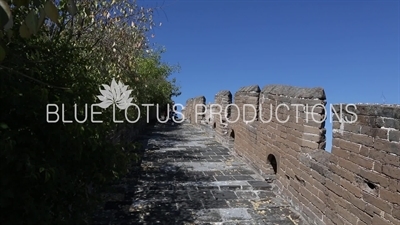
[182,84,400,225]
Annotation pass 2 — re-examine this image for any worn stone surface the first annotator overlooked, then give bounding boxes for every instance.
[261,84,326,100]
[92,122,306,225]
[237,85,261,94]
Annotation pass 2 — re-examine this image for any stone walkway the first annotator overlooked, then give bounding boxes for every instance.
[93,122,306,225]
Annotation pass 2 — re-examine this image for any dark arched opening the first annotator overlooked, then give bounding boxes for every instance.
[267,154,277,174]
[213,122,216,129]
[230,130,235,139]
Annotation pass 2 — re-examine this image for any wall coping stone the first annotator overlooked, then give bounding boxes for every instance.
[216,90,232,96]
[236,85,261,93]
[261,84,326,100]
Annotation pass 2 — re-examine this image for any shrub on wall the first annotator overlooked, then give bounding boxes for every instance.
[0,0,180,224]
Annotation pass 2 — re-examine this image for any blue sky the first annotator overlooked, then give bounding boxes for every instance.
[140,0,399,152]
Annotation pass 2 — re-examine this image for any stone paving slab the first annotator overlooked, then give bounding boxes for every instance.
[92,122,307,225]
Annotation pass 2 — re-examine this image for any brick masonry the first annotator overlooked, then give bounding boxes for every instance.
[184,84,400,225]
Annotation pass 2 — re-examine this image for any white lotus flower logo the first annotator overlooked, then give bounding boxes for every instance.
[97,78,133,110]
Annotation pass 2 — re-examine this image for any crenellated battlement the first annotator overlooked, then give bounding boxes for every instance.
[184,84,400,225]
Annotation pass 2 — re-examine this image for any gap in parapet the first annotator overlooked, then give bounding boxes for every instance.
[325,99,333,153]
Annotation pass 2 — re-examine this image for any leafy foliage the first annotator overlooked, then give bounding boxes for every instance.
[0,0,180,224]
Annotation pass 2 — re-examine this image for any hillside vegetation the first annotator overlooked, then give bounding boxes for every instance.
[0,0,180,224]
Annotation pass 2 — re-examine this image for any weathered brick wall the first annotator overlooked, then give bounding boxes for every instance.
[184,85,400,225]
[327,104,400,225]
[184,98,193,122]
[204,104,211,125]
[213,90,233,142]
[184,96,206,124]
[257,85,329,225]
[230,85,263,175]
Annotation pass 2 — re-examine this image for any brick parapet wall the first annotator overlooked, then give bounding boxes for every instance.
[213,90,232,135]
[230,85,262,176]
[184,98,193,122]
[184,96,206,124]
[184,85,400,225]
[212,90,234,147]
[203,104,212,125]
[328,104,400,225]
